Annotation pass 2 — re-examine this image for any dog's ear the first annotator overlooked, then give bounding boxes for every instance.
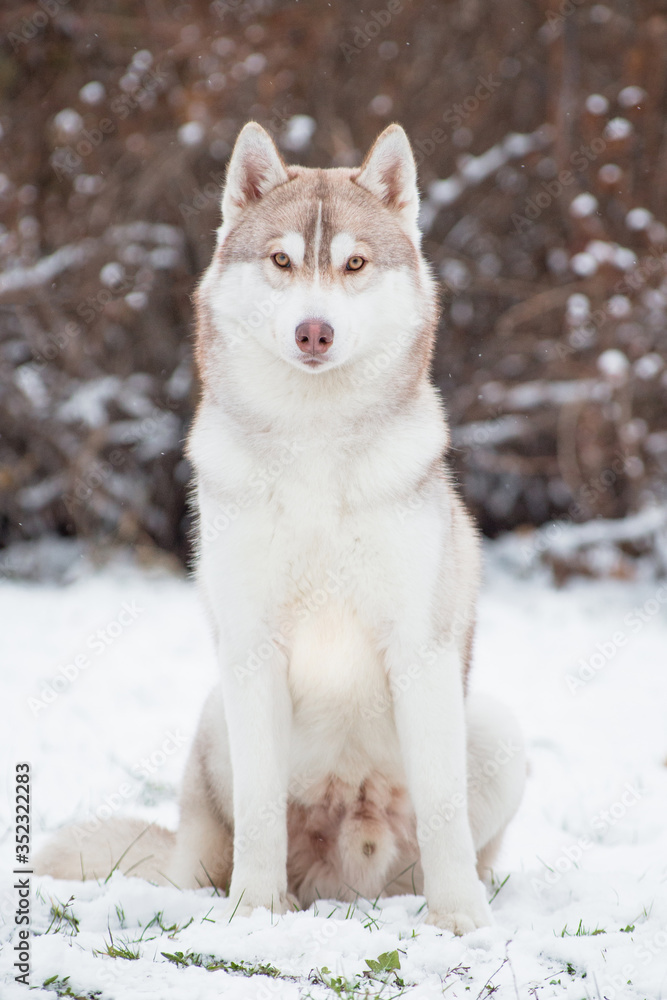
[355,124,420,237]
[219,122,289,240]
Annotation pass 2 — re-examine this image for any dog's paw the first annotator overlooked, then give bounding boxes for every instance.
[425,894,493,935]
[224,887,298,920]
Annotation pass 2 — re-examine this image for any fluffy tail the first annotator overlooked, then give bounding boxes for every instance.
[34,817,176,885]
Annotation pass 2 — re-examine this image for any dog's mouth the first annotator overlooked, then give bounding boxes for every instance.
[300,356,329,370]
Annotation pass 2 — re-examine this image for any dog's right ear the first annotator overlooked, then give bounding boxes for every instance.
[219,122,289,241]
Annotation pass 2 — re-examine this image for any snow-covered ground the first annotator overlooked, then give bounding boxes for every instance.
[1,542,666,999]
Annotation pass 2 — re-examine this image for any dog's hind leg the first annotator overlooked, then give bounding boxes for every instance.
[168,686,234,891]
[465,694,526,878]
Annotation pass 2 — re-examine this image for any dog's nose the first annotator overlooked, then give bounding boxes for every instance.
[295,320,334,355]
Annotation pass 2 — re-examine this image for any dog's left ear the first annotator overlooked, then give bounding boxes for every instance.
[355,125,420,237]
[219,122,289,241]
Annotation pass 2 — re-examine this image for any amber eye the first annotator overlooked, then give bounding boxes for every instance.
[345,255,365,272]
[272,252,291,268]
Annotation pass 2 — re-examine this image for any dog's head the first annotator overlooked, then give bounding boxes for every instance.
[197,122,436,384]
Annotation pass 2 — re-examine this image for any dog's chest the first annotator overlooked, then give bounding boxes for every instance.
[235,440,400,592]
[287,597,403,786]
[193,410,441,643]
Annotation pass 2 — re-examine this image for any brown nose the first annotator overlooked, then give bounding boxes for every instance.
[295,320,334,355]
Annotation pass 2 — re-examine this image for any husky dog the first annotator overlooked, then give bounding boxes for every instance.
[36,123,525,935]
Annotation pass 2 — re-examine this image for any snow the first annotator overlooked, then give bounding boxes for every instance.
[496,379,611,410]
[585,94,609,115]
[597,348,630,381]
[604,118,633,141]
[428,128,550,208]
[635,353,665,380]
[565,294,590,322]
[459,145,507,183]
[106,222,184,249]
[52,109,84,136]
[569,193,598,218]
[606,294,632,318]
[17,476,67,514]
[524,505,667,561]
[149,246,180,270]
[1,544,667,999]
[125,290,148,311]
[428,176,464,207]
[590,5,612,23]
[14,365,49,410]
[570,252,597,277]
[281,116,316,152]
[626,207,653,231]
[245,54,267,76]
[132,50,153,70]
[0,241,95,295]
[178,122,205,147]
[74,174,105,195]
[547,248,570,275]
[451,416,531,448]
[100,262,125,287]
[440,259,471,290]
[618,86,647,108]
[207,72,226,93]
[369,95,393,116]
[582,240,637,271]
[79,82,106,105]
[598,163,622,184]
[119,71,140,93]
[57,376,122,428]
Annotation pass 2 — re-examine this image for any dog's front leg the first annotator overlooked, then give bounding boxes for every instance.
[389,638,492,935]
[219,631,293,918]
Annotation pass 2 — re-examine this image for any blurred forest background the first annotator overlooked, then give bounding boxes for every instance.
[1,0,666,582]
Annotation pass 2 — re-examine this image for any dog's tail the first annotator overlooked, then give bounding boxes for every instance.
[34,817,176,886]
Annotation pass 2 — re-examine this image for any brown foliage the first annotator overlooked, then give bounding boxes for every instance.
[1,0,666,567]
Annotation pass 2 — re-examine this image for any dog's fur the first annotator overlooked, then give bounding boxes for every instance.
[36,123,525,935]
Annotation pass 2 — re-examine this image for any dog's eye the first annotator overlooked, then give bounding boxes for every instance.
[272,252,291,269]
[345,256,365,272]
